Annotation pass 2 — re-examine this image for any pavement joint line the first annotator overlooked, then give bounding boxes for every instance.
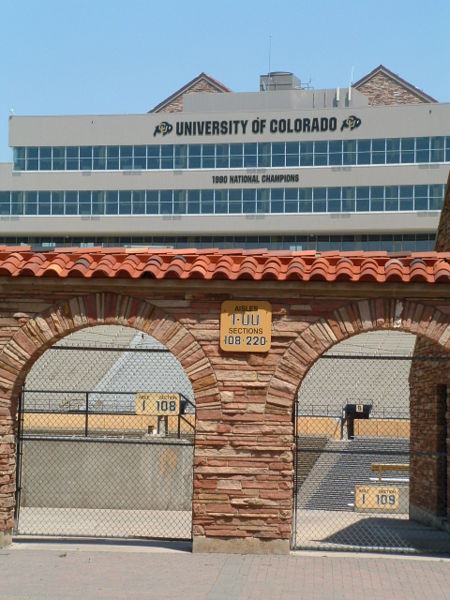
[206,555,251,600]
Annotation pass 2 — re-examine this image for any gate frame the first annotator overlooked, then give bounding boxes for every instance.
[265,299,450,550]
[0,292,221,547]
[290,343,449,552]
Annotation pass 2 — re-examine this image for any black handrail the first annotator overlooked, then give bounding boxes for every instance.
[21,389,195,438]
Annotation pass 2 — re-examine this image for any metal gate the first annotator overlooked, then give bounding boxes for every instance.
[293,347,450,554]
[14,327,196,540]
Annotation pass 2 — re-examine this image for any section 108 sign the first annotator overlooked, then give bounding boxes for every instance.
[220,300,271,352]
[135,392,180,416]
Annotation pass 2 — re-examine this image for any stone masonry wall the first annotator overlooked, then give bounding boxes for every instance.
[408,172,450,529]
[355,72,430,105]
[409,338,449,525]
[156,79,227,113]
[0,286,450,551]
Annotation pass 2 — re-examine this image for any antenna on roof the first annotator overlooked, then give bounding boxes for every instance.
[268,34,272,75]
[348,66,354,102]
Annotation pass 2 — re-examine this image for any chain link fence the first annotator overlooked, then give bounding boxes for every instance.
[15,326,195,540]
[293,332,450,554]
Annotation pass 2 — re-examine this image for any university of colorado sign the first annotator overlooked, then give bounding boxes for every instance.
[154,115,361,138]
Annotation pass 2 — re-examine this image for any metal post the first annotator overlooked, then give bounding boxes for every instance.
[177,412,181,439]
[85,392,89,437]
[14,389,25,534]
[291,389,299,549]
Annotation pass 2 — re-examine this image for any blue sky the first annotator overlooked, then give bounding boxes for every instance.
[1,0,449,162]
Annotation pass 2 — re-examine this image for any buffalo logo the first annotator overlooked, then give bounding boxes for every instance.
[153,121,173,137]
[340,115,361,132]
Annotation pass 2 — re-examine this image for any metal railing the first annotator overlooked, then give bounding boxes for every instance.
[20,389,195,440]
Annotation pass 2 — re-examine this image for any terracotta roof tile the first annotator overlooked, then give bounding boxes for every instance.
[0,247,449,285]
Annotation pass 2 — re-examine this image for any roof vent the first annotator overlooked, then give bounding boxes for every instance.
[260,72,301,91]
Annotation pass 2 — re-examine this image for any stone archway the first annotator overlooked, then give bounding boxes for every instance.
[0,292,220,545]
[268,299,450,412]
[266,298,450,546]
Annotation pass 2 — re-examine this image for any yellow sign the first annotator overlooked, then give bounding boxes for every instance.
[135,393,180,416]
[355,485,399,510]
[220,301,271,352]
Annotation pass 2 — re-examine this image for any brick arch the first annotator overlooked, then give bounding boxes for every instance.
[267,298,450,414]
[0,291,220,416]
[0,291,221,544]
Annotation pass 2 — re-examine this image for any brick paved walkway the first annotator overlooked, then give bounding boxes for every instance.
[0,540,449,600]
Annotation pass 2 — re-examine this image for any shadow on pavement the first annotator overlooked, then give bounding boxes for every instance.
[320,517,450,554]
[12,535,192,552]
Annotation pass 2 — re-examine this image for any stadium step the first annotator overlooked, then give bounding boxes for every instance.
[296,437,409,511]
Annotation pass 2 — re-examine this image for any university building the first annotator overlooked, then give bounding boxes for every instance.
[0,66,449,555]
[0,65,448,251]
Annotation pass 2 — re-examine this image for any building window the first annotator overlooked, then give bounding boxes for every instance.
[12,136,450,172]
[0,184,444,216]
[0,233,436,253]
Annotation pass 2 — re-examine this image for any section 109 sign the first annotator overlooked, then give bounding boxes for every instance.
[354,485,399,510]
[220,300,271,352]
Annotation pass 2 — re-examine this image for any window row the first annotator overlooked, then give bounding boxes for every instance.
[0,185,444,216]
[12,136,450,171]
[0,233,436,253]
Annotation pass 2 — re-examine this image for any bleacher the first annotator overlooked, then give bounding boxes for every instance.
[297,437,409,512]
[23,325,195,413]
[297,330,415,419]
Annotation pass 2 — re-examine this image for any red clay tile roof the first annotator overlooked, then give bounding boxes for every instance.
[0,247,449,284]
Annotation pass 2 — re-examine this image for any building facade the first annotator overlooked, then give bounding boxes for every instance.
[0,66,448,251]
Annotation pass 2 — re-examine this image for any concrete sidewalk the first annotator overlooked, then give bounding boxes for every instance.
[0,539,449,600]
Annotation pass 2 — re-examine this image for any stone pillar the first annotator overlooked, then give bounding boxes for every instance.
[0,403,16,547]
[192,359,294,554]
[409,338,450,530]
[409,171,450,529]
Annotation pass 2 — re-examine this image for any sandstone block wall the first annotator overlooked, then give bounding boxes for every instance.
[155,79,227,113]
[0,286,449,551]
[409,337,449,524]
[355,72,430,105]
[408,172,450,529]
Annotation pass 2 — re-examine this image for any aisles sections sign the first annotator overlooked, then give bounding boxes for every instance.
[220,301,272,352]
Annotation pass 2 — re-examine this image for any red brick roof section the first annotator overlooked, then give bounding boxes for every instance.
[149,72,231,113]
[354,64,437,103]
[0,248,449,283]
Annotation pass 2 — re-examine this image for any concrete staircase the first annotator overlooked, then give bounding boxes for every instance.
[296,437,409,511]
